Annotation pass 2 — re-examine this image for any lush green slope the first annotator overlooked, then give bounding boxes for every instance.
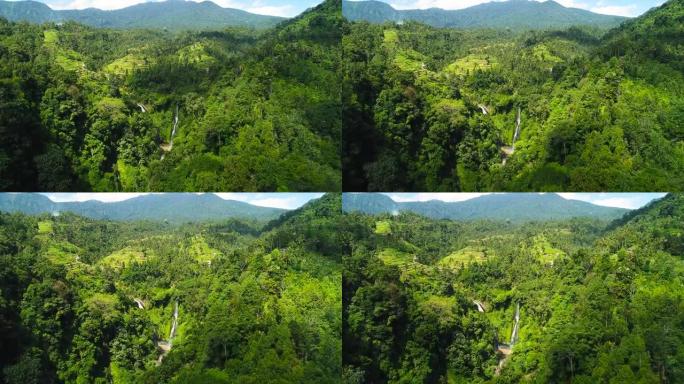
[343,193,628,221]
[0,0,284,30]
[343,193,684,383]
[0,193,343,383]
[0,193,286,222]
[342,0,684,191]
[0,0,341,191]
[343,0,627,30]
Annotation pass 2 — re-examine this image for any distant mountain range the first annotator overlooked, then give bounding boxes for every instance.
[0,0,285,30]
[342,0,628,29]
[343,193,630,221]
[0,194,286,222]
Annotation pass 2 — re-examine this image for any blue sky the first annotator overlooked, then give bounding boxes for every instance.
[384,193,667,209]
[377,0,665,17]
[14,0,322,17]
[42,193,324,209]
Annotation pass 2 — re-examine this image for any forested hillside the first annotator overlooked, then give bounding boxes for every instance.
[0,0,341,191]
[342,0,627,30]
[342,193,628,221]
[342,0,684,191]
[0,193,343,383]
[342,193,684,383]
[0,193,286,222]
[0,0,285,30]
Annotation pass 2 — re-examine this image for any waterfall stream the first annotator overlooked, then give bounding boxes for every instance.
[160,105,179,160]
[511,107,521,151]
[156,300,179,365]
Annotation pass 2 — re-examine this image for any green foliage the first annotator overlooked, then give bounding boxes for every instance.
[342,3,684,191]
[0,0,341,191]
[0,193,343,383]
[342,0,627,30]
[0,0,284,30]
[343,194,684,383]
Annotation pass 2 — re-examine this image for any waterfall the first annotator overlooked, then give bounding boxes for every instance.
[169,301,179,345]
[510,303,520,347]
[170,104,179,143]
[134,298,144,309]
[512,107,521,150]
[156,300,179,365]
[160,105,179,160]
[473,300,485,312]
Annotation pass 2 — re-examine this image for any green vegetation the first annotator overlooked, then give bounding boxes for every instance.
[0,193,343,383]
[343,194,684,383]
[0,0,341,191]
[342,0,627,30]
[438,246,489,270]
[374,220,392,234]
[343,0,684,191]
[0,0,284,30]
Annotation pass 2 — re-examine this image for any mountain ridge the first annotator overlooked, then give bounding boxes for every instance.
[342,0,628,29]
[0,0,286,30]
[343,193,631,221]
[0,193,287,222]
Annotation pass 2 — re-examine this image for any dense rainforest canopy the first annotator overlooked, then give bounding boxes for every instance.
[0,193,343,383]
[342,0,684,191]
[342,193,684,383]
[0,0,341,191]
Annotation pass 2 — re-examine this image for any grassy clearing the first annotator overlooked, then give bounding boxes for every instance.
[38,220,54,235]
[438,246,490,270]
[188,234,221,263]
[44,30,85,72]
[377,248,412,266]
[43,30,59,44]
[46,241,81,264]
[444,54,498,76]
[99,247,146,270]
[105,53,148,76]
[533,44,563,63]
[394,49,425,72]
[375,220,392,235]
[383,29,399,45]
[177,43,216,67]
[531,235,565,264]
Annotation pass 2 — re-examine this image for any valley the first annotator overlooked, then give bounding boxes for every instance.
[0,193,343,383]
[342,0,684,191]
[0,0,342,192]
[342,193,684,383]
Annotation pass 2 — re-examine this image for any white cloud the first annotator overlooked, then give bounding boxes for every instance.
[389,0,487,10]
[558,193,666,209]
[553,0,590,10]
[199,0,299,16]
[43,193,148,202]
[248,197,303,209]
[48,0,156,10]
[246,4,296,16]
[215,193,323,209]
[209,0,244,7]
[19,0,304,16]
[590,4,638,16]
[385,193,489,202]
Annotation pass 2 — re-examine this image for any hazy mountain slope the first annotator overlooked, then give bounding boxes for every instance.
[343,0,628,29]
[0,0,58,23]
[343,193,629,221]
[0,194,286,221]
[0,0,285,30]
